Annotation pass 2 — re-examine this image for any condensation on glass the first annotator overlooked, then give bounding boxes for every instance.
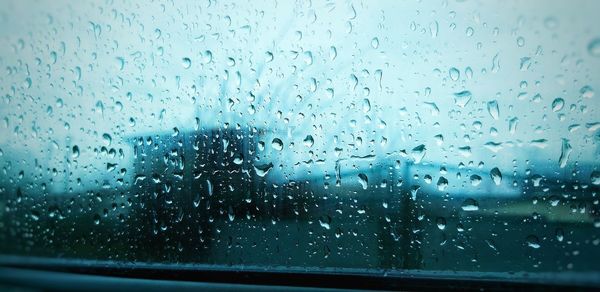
[0,0,599,276]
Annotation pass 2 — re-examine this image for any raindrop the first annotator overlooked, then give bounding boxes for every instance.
[254,163,274,177]
[411,144,426,164]
[551,98,564,112]
[588,38,600,57]
[449,67,460,81]
[436,217,446,230]
[490,167,502,185]
[436,176,448,191]
[453,91,472,108]
[461,198,479,211]
[182,57,191,69]
[271,138,283,151]
[303,135,314,147]
[487,100,499,120]
[72,145,80,158]
[591,171,600,185]
[558,138,572,168]
[526,235,541,249]
[357,173,368,190]
[470,174,482,186]
[102,133,112,146]
[371,37,379,49]
[580,85,594,99]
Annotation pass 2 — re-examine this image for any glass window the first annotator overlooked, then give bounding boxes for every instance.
[0,0,599,286]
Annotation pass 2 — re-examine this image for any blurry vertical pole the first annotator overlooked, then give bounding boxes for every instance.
[399,161,421,269]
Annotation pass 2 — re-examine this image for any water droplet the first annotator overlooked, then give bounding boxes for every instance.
[453,91,472,108]
[580,85,594,99]
[526,235,541,249]
[465,27,474,37]
[591,171,600,185]
[461,198,479,211]
[356,173,369,190]
[588,38,600,57]
[254,163,273,177]
[102,133,112,146]
[556,228,564,242]
[303,135,314,147]
[558,138,572,168]
[72,145,80,158]
[436,176,448,191]
[487,100,499,120]
[411,144,426,164]
[182,57,191,69]
[116,57,125,70]
[436,217,446,230]
[329,46,337,60]
[362,98,371,113]
[271,138,283,151]
[490,167,502,185]
[544,17,558,30]
[517,36,525,47]
[202,50,213,63]
[371,37,379,49]
[93,214,101,225]
[470,174,482,186]
[449,67,460,81]
[551,98,564,112]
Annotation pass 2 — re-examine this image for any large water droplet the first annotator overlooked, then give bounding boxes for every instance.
[551,98,564,112]
[490,167,502,185]
[411,144,426,164]
[436,217,446,230]
[461,198,479,211]
[558,138,572,168]
[487,100,499,120]
[588,38,600,57]
[182,57,191,69]
[470,174,482,186]
[453,91,472,108]
[591,171,600,185]
[72,145,80,158]
[303,135,314,147]
[271,138,283,151]
[254,163,274,177]
[526,235,541,249]
[449,67,460,81]
[358,173,368,190]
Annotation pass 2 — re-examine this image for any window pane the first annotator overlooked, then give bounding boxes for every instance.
[0,0,599,283]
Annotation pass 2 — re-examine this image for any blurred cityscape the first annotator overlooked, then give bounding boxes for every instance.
[1,126,599,273]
